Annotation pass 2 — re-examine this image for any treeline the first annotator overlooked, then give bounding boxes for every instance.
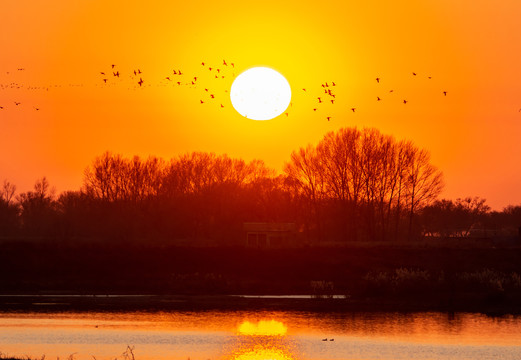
[0,127,520,245]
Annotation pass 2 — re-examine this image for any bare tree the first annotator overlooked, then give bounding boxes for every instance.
[1,179,16,205]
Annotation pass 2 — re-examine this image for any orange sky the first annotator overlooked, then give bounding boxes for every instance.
[1,0,521,209]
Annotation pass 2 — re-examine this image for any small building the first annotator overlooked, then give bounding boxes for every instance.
[243,222,297,248]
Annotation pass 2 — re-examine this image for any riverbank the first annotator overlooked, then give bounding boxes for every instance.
[1,293,520,315]
[1,241,521,314]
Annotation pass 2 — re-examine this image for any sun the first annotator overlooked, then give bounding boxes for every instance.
[230,67,292,121]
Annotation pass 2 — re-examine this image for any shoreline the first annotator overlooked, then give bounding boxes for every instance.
[0,294,519,315]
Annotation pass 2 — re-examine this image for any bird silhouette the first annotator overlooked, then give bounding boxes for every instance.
[113,71,120,77]
[332,82,336,86]
[200,100,204,104]
[303,88,306,91]
[285,112,289,116]
[138,78,143,86]
[443,91,447,96]
[194,77,198,81]
[14,102,21,105]
[103,79,108,83]
[201,62,205,66]
[210,94,215,98]
[231,63,235,67]
[377,96,381,101]
[0,106,4,109]
[329,339,334,341]
[100,72,105,75]
[326,116,331,121]
[111,64,116,69]
[177,82,181,85]
[177,70,182,75]
[403,99,408,104]
[223,60,227,66]
[221,104,224,108]
[330,99,335,104]
[173,70,177,75]
[412,72,417,76]
[313,108,317,111]
[322,339,327,341]
[376,77,380,83]
[166,77,171,81]
[317,97,322,103]
[134,70,137,75]
[351,108,356,112]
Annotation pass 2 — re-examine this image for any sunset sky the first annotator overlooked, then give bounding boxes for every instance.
[1,0,521,209]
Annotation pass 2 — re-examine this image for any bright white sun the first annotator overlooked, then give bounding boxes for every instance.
[230,67,291,121]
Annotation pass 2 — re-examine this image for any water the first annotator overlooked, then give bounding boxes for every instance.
[1,311,521,360]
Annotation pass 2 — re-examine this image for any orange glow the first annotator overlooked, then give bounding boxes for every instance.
[2,0,521,208]
[230,346,295,360]
[238,320,288,336]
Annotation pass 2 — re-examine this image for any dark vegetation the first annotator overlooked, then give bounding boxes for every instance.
[1,127,521,312]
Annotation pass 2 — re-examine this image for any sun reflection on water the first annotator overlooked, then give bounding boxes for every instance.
[238,320,288,336]
[226,320,296,360]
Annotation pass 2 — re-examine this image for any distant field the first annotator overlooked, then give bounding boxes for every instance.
[0,240,520,313]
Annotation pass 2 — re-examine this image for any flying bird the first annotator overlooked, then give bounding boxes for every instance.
[223,60,227,66]
[285,112,289,116]
[317,97,322,103]
[177,70,182,75]
[221,104,224,108]
[326,116,331,121]
[412,72,417,76]
[103,79,108,83]
[377,96,381,101]
[210,94,215,98]
[111,64,116,68]
[351,108,356,112]
[443,91,447,96]
[173,70,177,75]
[376,77,380,83]
[332,82,336,86]
[201,62,205,66]
[313,108,317,111]
[138,78,143,86]
[113,71,120,77]
[100,72,105,75]
[403,99,408,104]
[302,88,306,91]
[14,102,21,105]
[200,100,204,104]
[330,99,335,104]
[231,63,235,67]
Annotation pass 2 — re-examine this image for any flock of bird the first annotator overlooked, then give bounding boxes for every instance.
[2,62,519,119]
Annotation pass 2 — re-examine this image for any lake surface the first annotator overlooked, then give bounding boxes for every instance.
[1,310,521,360]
